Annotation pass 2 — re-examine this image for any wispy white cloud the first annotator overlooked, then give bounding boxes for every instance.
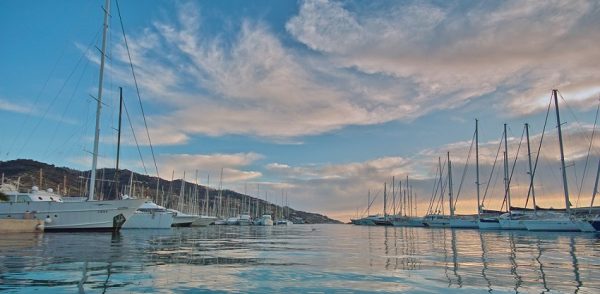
[101,0,599,145]
[156,152,263,185]
[287,0,600,116]
[0,98,32,114]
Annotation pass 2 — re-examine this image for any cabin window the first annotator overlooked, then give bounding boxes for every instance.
[17,195,30,202]
[38,197,43,200]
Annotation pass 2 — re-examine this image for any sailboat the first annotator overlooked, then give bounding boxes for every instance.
[449,122,480,229]
[574,159,600,232]
[122,201,174,229]
[496,124,527,230]
[422,157,451,227]
[478,125,509,230]
[522,90,580,232]
[169,172,200,227]
[0,0,145,231]
[352,190,381,226]
[191,187,217,226]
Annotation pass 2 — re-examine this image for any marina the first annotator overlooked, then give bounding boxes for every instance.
[1,0,600,292]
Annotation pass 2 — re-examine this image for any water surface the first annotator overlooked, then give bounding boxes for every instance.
[1,224,599,293]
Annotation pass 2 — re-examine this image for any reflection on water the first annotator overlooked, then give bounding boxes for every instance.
[1,225,600,293]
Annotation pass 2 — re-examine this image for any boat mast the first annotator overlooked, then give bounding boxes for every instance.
[504,123,512,214]
[589,159,600,215]
[553,89,571,214]
[89,0,111,201]
[392,176,396,216]
[179,171,186,212]
[439,157,444,215]
[218,168,223,217]
[383,182,387,219]
[406,176,410,217]
[205,174,210,215]
[475,119,481,218]
[448,152,454,217]
[113,87,123,200]
[367,189,370,216]
[525,123,537,214]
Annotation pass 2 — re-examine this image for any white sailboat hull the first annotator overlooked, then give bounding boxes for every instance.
[425,220,450,227]
[392,217,425,227]
[255,215,274,226]
[523,219,580,232]
[423,215,450,227]
[191,216,216,227]
[122,211,173,229]
[498,218,527,230]
[172,215,198,227]
[0,199,145,231]
[449,218,479,228]
[573,219,596,232]
[478,218,502,230]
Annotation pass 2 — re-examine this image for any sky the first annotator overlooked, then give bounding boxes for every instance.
[1,0,600,222]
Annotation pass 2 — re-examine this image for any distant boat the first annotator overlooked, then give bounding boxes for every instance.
[422,214,450,227]
[478,215,502,230]
[213,219,228,225]
[352,215,379,226]
[238,214,253,226]
[448,215,478,228]
[168,209,199,227]
[351,190,379,226]
[255,214,274,226]
[276,219,293,225]
[122,201,174,229]
[226,216,240,225]
[478,124,512,230]
[521,90,580,232]
[191,215,217,227]
[423,154,452,228]
[498,209,529,230]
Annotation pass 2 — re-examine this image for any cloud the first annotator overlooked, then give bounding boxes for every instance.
[287,0,600,116]
[0,98,32,114]
[156,152,263,185]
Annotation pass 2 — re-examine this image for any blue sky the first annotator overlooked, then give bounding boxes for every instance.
[1,0,600,221]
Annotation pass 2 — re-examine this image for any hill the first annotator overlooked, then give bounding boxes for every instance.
[0,159,341,224]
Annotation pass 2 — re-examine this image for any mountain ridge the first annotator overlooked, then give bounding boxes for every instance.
[0,159,341,224]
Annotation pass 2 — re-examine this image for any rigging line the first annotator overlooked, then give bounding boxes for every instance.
[435,172,448,214]
[525,93,553,208]
[14,27,102,159]
[575,95,600,207]
[427,161,442,215]
[432,160,447,214]
[502,126,525,210]
[558,90,597,207]
[433,160,448,214]
[454,130,475,208]
[122,98,148,175]
[115,0,160,179]
[4,6,97,159]
[44,53,93,157]
[360,189,382,217]
[481,130,504,206]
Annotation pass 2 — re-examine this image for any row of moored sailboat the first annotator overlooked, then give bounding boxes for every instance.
[353,90,600,232]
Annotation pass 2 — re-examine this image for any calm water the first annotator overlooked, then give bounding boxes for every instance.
[1,224,600,293]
